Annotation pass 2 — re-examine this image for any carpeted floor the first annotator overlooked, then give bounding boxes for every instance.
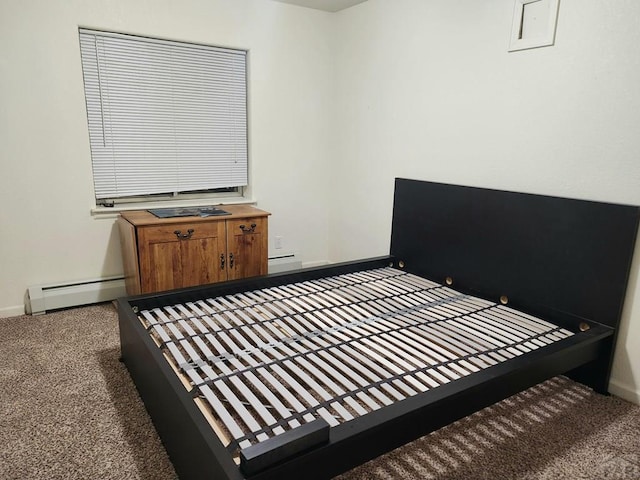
[0,303,638,479]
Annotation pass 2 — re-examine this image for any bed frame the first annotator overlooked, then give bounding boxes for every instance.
[117,178,639,480]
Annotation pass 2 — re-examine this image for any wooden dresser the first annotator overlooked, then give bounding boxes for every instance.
[118,205,269,295]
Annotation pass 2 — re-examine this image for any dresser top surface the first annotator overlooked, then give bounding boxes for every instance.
[120,204,270,226]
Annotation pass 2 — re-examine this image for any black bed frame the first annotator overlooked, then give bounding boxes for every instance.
[117,178,639,480]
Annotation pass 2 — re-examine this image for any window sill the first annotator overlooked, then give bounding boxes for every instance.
[91,197,257,219]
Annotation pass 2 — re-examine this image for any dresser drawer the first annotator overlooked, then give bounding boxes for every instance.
[226,217,267,236]
[139,221,226,243]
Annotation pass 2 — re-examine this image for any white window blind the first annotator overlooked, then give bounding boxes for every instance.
[78,29,248,200]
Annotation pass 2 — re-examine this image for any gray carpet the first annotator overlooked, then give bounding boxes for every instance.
[1,303,639,479]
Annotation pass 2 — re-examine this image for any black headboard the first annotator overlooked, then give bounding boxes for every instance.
[390,178,639,330]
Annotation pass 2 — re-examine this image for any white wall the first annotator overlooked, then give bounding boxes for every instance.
[330,0,640,402]
[0,0,333,316]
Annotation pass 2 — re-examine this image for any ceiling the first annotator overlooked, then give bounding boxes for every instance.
[270,0,368,13]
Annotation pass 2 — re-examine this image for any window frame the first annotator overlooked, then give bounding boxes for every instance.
[78,28,250,207]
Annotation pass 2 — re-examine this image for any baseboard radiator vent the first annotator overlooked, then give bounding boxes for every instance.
[268,254,302,274]
[26,276,127,315]
[26,258,301,315]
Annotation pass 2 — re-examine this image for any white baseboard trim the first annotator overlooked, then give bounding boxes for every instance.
[0,305,26,318]
[26,276,126,315]
[609,378,640,405]
[302,260,330,269]
[268,254,302,274]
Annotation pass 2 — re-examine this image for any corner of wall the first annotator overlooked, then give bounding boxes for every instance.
[609,378,640,405]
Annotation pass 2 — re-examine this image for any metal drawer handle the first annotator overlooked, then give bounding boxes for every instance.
[174,229,194,239]
[229,252,234,269]
[220,253,225,270]
[239,223,257,233]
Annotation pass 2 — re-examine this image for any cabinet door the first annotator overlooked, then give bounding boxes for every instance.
[146,240,183,293]
[180,224,227,288]
[226,217,268,281]
[138,221,227,293]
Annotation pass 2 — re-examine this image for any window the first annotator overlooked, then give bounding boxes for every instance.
[78,29,248,205]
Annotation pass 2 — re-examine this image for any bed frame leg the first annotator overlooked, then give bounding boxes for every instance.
[565,338,614,395]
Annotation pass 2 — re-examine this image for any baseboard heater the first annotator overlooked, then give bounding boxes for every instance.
[26,257,300,315]
[268,254,302,274]
[26,276,127,315]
